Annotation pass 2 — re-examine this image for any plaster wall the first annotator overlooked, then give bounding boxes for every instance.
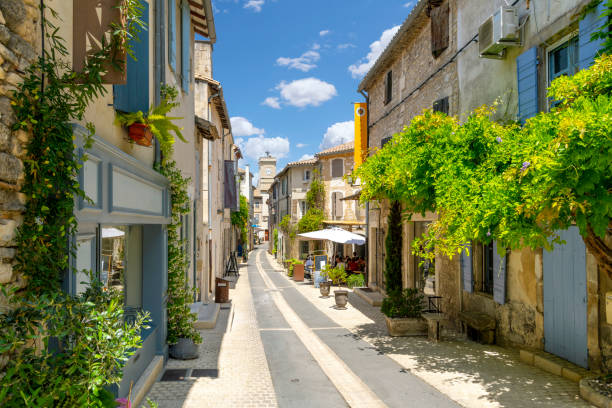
[319,153,359,222]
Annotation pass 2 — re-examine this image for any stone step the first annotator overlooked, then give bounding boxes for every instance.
[190,302,221,329]
[520,349,591,383]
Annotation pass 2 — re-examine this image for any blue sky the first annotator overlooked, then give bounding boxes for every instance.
[201,0,415,183]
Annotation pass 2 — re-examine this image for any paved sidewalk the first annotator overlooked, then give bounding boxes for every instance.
[262,252,591,408]
[146,259,278,408]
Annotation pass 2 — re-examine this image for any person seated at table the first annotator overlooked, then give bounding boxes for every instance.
[305,254,314,271]
[352,252,358,262]
[358,256,366,271]
[347,258,359,272]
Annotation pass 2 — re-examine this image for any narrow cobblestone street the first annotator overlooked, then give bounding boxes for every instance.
[146,247,591,407]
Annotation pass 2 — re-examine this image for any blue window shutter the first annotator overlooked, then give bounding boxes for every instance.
[579,2,608,70]
[181,0,191,93]
[113,0,149,113]
[517,47,538,124]
[168,0,177,72]
[492,241,507,305]
[461,243,473,293]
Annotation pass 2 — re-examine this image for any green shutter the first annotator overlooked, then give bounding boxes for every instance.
[114,0,149,113]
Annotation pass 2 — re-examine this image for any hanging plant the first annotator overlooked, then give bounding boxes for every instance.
[115,85,185,153]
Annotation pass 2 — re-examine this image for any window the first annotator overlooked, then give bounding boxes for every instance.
[482,243,494,295]
[304,170,311,181]
[255,200,260,209]
[300,241,309,258]
[263,216,268,222]
[430,0,449,58]
[548,37,579,83]
[168,0,177,72]
[180,0,191,92]
[384,70,393,104]
[331,192,343,219]
[266,168,271,176]
[255,215,260,223]
[281,178,287,195]
[331,159,343,178]
[300,200,307,216]
[433,96,449,115]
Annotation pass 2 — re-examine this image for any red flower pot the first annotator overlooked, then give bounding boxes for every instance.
[128,123,153,147]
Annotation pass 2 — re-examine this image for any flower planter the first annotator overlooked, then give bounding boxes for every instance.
[128,123,153,147]
[319,281,331,297]
[334,289,349,309]
[384,315,427,337]
[169,338,199,360]
[293,263,304,282]
[580,377,612,408]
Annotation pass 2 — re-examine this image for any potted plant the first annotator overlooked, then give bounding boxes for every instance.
[346,273,365,289]
[327,265,348,309]
[115,85,185,152]
[286,258,297,277]
[319,264,333,297]
[292,260,305,282]
[381,288,427,336]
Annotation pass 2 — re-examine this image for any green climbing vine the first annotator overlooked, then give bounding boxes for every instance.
[299,169,325,233]
[157,161,202,345]
[231,194,250,245]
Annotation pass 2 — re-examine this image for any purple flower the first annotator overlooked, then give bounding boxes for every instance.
[496,137,502,143]
[486,231,491,237]
[520,161,530,172]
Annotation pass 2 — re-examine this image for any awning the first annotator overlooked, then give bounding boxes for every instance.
[298,227,365,245]
[322,220,366,226]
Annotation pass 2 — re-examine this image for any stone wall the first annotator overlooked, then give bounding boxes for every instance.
[0,0,39,309]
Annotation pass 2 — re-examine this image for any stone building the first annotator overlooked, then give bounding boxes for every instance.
[357,0,458,292]
[267,157,318,260]
[315,141,365,258]
[357,0,611,374]
[254,155,276,242]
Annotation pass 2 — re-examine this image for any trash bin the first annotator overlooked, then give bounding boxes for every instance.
[215,277,229,303]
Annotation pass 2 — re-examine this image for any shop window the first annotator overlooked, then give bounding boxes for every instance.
[384,70,393,104]
[331,159,344,178]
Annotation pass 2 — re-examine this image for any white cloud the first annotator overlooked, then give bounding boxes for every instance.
[262,97,281,109]
[244,0,264,12]
[276,77,337,108]
[319,30,330,37]
[348,25,400,79]
[299,154,315,161]
[319,121,354,149]
[312,43,321,50]
[237,135,290,161]
[276,50,320,72]
[296,143,307,148]
[404,1,414,7]
[337,43,356,50]
[230,117,264,137]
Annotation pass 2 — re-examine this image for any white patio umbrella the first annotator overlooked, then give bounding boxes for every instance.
[297,227,365,245]
[101,227,125,238]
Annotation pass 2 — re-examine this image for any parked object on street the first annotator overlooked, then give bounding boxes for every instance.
[169,338,199,360]
[382,288,427,336]
[215,278,229,304]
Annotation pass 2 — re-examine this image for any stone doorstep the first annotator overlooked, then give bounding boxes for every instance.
[520,349,591,383]
[130,355,164,407]
[353,287,383,307]
[190,302,221,329]
[579,378,612,408]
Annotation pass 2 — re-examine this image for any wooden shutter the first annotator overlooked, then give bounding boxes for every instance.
[336,192,343,219]
[460,243,473,293]
[181,0,191,93]
[430,1,449,58]
[168,0,177,72]
[516,47,538,124]
[433,96,449,114]
[113,0,149,113]
[332,159,343,178]
[579,1,608,70]
[492,241,507,304]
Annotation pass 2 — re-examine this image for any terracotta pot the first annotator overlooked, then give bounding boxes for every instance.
[384,315,427,337]
[293,263,304,282]
[319,281,331,297]
[334,289,349,309]
[128,123,153,147]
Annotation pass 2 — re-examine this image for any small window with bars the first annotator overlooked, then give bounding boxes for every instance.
[384,70,393,104]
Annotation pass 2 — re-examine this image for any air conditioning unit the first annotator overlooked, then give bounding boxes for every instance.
[479,7,521,59]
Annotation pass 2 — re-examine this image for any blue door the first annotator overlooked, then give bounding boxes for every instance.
[543,226,588,368]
